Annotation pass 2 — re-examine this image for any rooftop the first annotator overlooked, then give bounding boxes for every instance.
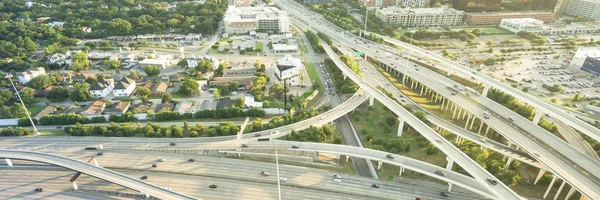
[574,46,600,59]
[466,11,555,16]
[378,6,462,15]
[273,44,299,51]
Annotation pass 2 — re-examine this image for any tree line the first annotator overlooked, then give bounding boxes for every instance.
[486,88,558,133]
[286,125,343,144]
[65,121,240,138]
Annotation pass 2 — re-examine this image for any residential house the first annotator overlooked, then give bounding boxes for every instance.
[174,102,194,114]
[113,77,136,97]
[150,82,169,96]
[47,21,65,27]
[130,103,152,114]
[73,72,93,82]
[90,77,114,98]
[33,106,57,119]
[245,96,263,108]
[82,27,92,33]
[154,103,175,113]
[46,53,70,66]
[16,67,46,84]
[187,56,219,70]
[103,101,131,115]
[56,105,82,114]
[216,98,234,109]
[34,85,53,98]
[80,100,106,116]
[275,55,302,86]
[211,76,255,88]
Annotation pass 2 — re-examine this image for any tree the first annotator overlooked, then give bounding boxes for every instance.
[161,93,173,103]
[24,37,38,53]
[572,93,582,101]
[178,79,200,96]
[70,82,92,101]
[0,90,16,106]
[234,98,245,108]
[178,59,188,67]
[27,75,51,90]
[144,65,161,77]
[136,86,151,97]
[103,59,122,70]
[19,88,38,105]
[268,83,285,98]
[214,89,220,101]
[215,62,225,76]
[71,52,90,72]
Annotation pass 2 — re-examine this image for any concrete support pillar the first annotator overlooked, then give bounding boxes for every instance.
[452,104,458,119]
[478,121,484,134]
[456,108,463,120]
[534,169,547,185]
[447,67,452,76]
[398,167,405,176]
[482,85,490,97]
[464,114,472,129]
[462,109,468,120]
[420,86,424,96]
[455,136,461,144]
[346,155,350,162]
[343,73,347,80]
[565,187,576,200]
[485,126,491,136]
[448,183,453,192]
[445,156,454,170]
[397,117,405,137]
[4,159,12,167]
[440,98,446,110]
[377,161,382,170]
[533,111,543,124]
[72,181,78,190]
[554,181,566,200]
[93,159,99,167]
[543,176,557,199]
[369,96,374,106]
[469,116,477,130]
[505,157,514,169]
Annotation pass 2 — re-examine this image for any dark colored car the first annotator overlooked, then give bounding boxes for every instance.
[440,191,450,197]
[170,142,177,146]
[386,154,394,159]
[96,152,104,156]
[152,164,158,168]
[435,170,446,176]
[141,175,148,180]
[34,187,45,192]
[254,133,261,137]
[188,158,196,162]
[56,126,63,129]
[292,145,299,149]
[371,184,380,188]
[209,184,218,188]
[487,178,498,185]
[241,144,248,148]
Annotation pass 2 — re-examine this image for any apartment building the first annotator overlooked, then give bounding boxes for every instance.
[375,6,464,27]
[464,11,555,25]
[563,0,600,20]
[223,6,289,34]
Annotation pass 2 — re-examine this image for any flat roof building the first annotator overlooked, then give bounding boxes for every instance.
[464,11,556,25]
[572,46,600,67]
[500,18,545,33]
[375,6,464,27]
[563,0,600,20]
[272,44,299,54]
[224,6,289,34]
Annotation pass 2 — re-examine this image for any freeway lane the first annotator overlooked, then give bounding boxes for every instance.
[0,150,196,200]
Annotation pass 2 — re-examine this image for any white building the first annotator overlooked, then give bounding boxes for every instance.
[223,6,289,34]
[25,1,34,8]
[140,58,172,69]
[275,55,302,86]
[272,44,299,54]
[187,56,219,70]
[375,6,464,27]
[46,53,71,66]
[16,67,46,84]
[572,46,600,66]
[563,0,600,20]
[398,0,429,7]
[499,18,544,34]
[47,21,65,27]
[82,27,92,33]
[113,77,136,97]
[185,34,201,41]
[90,77,114,98]
[245,95,263,108]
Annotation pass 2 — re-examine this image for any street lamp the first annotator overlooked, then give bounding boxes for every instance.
[271,130,282,200]
[402,31,414,84]
[361,7,378,38]
[5,74,40,135]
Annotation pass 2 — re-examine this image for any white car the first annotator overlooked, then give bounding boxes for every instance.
[333,178,342,183]
[333,174,342,179]
[533,152,542,157]
[157,158,165,162]
[279,177,288,182]
[435,138,443,143]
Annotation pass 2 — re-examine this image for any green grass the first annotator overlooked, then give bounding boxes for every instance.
[27,106,45,115]
[297,39,308,53]
[255,41,264,53]
[305,63,323,93]
[38,129,68,136]
[460,26,513,35]
[262,97,281,108]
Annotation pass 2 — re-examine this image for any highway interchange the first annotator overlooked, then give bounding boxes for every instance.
[2,0,600,199]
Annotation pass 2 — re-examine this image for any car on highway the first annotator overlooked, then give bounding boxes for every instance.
[209,184,218,189]
[96,152,104,156]
[487,178,498,185]
[440,191,450,197]
[170,142,177,146]
[260,171,270,176]
[188,158,196,162]
[141,175,148,180]
[534,152,542,157]
[333,178,342,183]
[254,133,261,137]
[435,170,447,176]
[164,187,171,191]
[34,187,45,192]
[508,117,514,121]
[241,144,248,148]
[279,177,288,182]
[386,154,394,159]
[435,138,443,143]
[152,164,158,168]
[56,126,63,129]
[451,92,456,95]
[415,198,424,200]
[371,184,380,188]
[292,145,299,149]
[157,158,166,162]
[479,138,486,142]
[333,174,342,179]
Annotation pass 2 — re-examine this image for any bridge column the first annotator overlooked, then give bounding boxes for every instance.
[543,176,557,199]
[534,169,546,185]
[398,167,405,176]
[533,111,544,124]
[469,115,477,130]
[377,161,382,170]
[478,121,484,134]
[448,183,453,192]
[4,159,12,167]
[565,187,576,200]
[369,96,374,106]
[462,109,468,120]
[554,181,566,200]
[343,73,347,80]
[484,126,491,137]
[455,136,461,144]
[464,114,472,129]
[452,104,458,119]
[505,157,514,169]
[446,67,452,77]
[397,117,405,137]
[420,86,424,96]
[440,98,446,110]
[482,85,491,97]
[346,155,350,162]
[445,156,454,170]
[72,181,78,190]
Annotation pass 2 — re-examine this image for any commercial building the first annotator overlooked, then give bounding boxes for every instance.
[375,6,464,27]
[272,44,299,54]
[563,0,600,20]
[275,55,302,86]
[398,0,430,8]
[464,11,556,25]
[541,22,600,35]
[499,18,545,33]
[572,46,600,67]
[139,58,172,69]
[16,67,46,84]
[582,57,600,74]
[187,56,219,70]
[223,6,289,34]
